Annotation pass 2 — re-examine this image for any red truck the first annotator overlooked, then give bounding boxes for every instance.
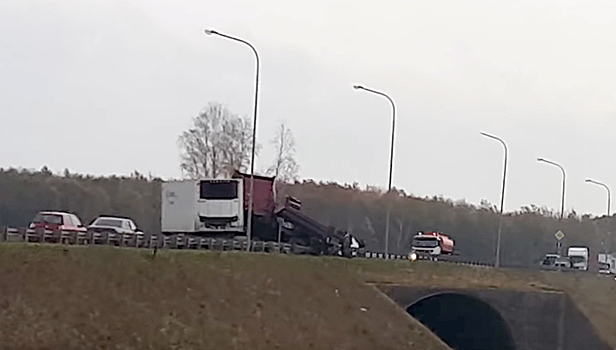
[409,231,455,261]
[161,170,356,256]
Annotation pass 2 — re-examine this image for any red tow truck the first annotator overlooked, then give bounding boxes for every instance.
[408,231,454,261]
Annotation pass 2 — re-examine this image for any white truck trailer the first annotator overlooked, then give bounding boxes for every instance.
[567,246,590,271]
[161,179,244,235]
[598,253,616,275]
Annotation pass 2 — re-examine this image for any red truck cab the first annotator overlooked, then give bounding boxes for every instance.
[409,231,455,261]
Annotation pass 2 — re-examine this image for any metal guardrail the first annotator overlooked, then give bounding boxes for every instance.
[361,251,494,267]
[0,226,495,266]
[0,227,308,254]
[363,252,407,260]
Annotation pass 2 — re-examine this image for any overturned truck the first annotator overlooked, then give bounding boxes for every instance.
[161,171,363,257]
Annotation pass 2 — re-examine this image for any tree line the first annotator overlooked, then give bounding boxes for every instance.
[278,182,616,266]
[1,167,613,267]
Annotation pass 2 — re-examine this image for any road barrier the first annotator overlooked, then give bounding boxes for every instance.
[0,226,313,255]
[0,226,492,266]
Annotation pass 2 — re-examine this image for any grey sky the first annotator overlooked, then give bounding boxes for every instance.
[1,0,616,216]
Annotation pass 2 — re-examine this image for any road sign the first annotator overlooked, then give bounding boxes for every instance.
[555,230,565,241]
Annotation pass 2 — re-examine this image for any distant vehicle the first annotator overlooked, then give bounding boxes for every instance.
[88,216,143,245]
[541,253,560,267]
[27,211,87,243]
[567,246,590,271]
[597,253,616,275]
[409,231,455,261]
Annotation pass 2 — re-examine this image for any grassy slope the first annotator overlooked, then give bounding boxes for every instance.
[349,259,616,347]
[0,245,449,350]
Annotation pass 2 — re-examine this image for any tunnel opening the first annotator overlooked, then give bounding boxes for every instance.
[407,292,516,350]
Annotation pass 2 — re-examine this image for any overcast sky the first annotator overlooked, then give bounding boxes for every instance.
[1,0,616,216]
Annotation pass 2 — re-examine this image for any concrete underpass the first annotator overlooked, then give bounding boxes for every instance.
[378,285,611,350]
[407,292,515,350]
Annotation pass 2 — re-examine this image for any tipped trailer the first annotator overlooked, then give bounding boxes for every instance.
[275,201,365,257]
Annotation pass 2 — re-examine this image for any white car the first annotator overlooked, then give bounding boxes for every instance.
[88,216,144,246]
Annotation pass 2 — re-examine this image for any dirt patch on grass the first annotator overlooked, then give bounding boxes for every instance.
[0,245,449,350]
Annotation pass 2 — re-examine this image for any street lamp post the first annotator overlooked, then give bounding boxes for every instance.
[480,132,508,268]
[353,85,396,258]
[585,179,611,216]
[205,29,260,251]
[537,158,566,219]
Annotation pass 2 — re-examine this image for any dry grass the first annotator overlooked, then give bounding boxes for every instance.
[349,259,549,291]
[0,245,449,350]
[348,259,616,347]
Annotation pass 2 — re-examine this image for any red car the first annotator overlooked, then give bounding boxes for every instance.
[27,211,88,243]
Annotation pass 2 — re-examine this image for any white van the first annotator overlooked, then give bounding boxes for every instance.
[598,253,616,275]
[567,246,589,271]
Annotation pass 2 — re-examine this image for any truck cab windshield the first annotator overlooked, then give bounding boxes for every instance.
[199,181,238,200]
[412,237,439,248]
[569,256,585,264]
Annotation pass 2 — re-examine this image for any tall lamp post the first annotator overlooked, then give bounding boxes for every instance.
[353,85,396,258]
[537,158,566,219]
[205,29,260,251]
[480,132,508,268]
[585,179,611,216]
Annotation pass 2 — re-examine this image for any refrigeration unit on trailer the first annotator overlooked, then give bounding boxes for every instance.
[161,179,244,235]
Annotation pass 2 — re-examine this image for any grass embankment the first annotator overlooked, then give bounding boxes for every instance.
[0,245,448,350]
[348,258,616,347]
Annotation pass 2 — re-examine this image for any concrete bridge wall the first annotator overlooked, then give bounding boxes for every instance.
[378,285,611,350]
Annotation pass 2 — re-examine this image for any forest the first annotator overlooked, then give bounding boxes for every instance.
[0,167,614,267]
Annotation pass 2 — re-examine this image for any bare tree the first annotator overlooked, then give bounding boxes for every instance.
[267,122,298,182]
[178,102,254,179]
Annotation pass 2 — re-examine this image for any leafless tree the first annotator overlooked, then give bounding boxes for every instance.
[178,102,254,179]
[267,122,298,182]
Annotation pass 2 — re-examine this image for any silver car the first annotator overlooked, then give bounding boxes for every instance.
[88,216,144,246]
